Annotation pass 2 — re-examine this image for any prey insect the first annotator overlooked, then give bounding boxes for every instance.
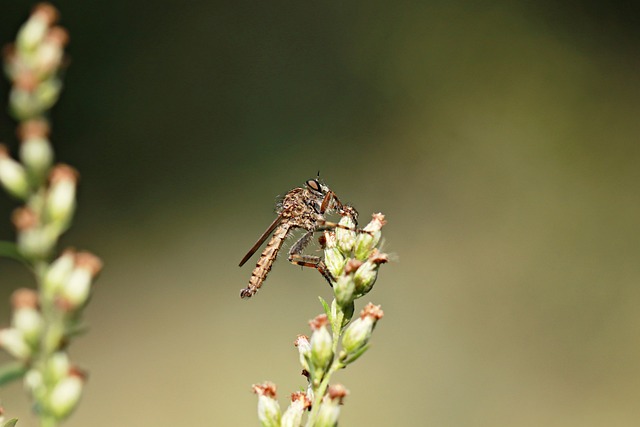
[239,178,359,299]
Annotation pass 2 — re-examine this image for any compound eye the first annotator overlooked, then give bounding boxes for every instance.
[306,179,322,193]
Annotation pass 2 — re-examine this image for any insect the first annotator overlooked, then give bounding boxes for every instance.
[238,178,358,299]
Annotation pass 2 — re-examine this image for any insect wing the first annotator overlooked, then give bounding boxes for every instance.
[239,215,283,267]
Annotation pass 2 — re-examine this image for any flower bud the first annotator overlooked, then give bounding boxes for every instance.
[0,328,31,360]
[46,164,77,224]
[335,215,356,254]
[281,392,311,427]
[323,232,345,279]
[21,136,53,180]
[45,352,71,383]
[16,4,58,51]
[12,307,43,346]
[252,382,281,427]
[309,315,333,377]
[17,228,58,260]
[333,275,355,308]
[353,261,377,297]
[48,373,83,419]
[43,249,75,297]
[60,252,102,309]
[354,213,386,261]
[341,303,384,356]
[294,334,311,371]
[315,385,348,427]
[0,145,29,199]
[24,368,44,395]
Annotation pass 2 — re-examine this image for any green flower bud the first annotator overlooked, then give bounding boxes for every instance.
[24,368,44,396]
[21,136,53,181]
[353,261,377,297]
[324,246,345,278]
[309,315,333,377]
[12,307,43,346]
[0,328,31,360]
[44,249,75,297]
[354,213,386,261]
[341,303,384,356]
[0,145,29,199]
[45,352,70,384]
[16,4,58,51]
[252,382,281,427]
[333,275,355,308]
[48,373,83,419]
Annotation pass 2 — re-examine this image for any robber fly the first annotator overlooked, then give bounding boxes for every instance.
[238,178,358,299]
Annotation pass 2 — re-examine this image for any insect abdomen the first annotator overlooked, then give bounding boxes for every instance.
[240,224,289,299]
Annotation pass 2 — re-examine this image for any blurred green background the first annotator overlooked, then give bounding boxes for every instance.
[1,1,639,426]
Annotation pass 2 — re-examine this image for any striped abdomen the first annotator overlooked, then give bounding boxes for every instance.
[240,224,290,299]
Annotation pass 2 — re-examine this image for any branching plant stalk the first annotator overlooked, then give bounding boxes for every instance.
[0,5,102,426]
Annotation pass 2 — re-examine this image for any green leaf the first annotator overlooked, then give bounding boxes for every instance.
[343,343,370,365]
[0,361,28,387]
[3,418,18,427]
[318,296,331,323]
[0,241,28,264]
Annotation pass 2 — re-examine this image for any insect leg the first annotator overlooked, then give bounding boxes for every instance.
[288,231,335,285]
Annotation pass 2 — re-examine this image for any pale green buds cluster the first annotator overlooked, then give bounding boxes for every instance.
[325,213,388,311]
[5,3,68,121]
[9,163,78,259]
[252,382,281,427]
[0,289,42,360]
[25,352,85,420]
[43,249,103,309]
[340,303,384,359]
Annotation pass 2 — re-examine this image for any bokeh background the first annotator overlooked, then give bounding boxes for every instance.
[1,1,639,426]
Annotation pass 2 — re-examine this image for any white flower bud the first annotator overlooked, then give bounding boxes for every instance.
[294,334,311,371]
[252,383,281,427]
[17,15,48,51]
[0,146,29,199]
[335,215,356,254]
[24,368,44,394]
[12,307,43,346]
[60,252,102,309]
[16,224,58,259]
[281,392,311,427]
[315,385,348,427]
[46,352,71,383]
[48,374,83,419]
[44,249,75,296]
[20,136,53,179]
[46,164,77,224]
[0,328,31,360]
[309,315,333,377]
